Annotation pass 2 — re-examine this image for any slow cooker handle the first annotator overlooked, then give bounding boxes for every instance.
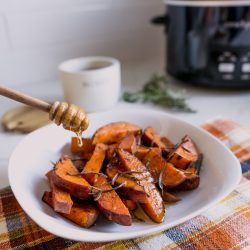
[151,15,169,32]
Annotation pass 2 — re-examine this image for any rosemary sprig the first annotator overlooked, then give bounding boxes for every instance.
[67,171,108,178]
[123,74,195,113]
[89,182,126,201]
[111,170,148,185]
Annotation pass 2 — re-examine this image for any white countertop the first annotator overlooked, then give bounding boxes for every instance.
[1,67,250,189]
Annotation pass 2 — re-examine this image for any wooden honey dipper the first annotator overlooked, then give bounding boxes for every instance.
[0,85,89,133]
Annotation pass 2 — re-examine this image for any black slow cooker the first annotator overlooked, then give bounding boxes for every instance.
[153,0,250,88]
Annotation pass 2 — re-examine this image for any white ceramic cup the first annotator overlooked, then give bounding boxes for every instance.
[59,56,121,113]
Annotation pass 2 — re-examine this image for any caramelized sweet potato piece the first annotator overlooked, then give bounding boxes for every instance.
[161,137,175,149]
[82,143,108,184]
[171,174,200,191]
[168,135,199,169]
[92,122,141,145]
[42,191,99,228]
[51,157,91,199]
[142,148,166,181]
[161,163,187,189]
[71,138,94,158]
[72,159,87,172]
[142,127,174,153]
[117,149,165,223]
[93,175,132,226]
[122,199,137,211]
[135,146,161,161]
[184,153,203,176]
[106,144,118,161]
[106,165,148,203]
[46,170,73,214]
[142,149,186,189]
[118,134,137,154]
[162,191,180,203]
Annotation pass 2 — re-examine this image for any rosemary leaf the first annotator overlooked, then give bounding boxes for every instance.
[90,182,126,201]
[67,171,108,178]
[123,74,195,113]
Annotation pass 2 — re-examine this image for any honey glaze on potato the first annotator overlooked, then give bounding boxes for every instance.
[43,121,202,227]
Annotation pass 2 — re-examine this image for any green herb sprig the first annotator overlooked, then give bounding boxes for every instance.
[123,75,195,113]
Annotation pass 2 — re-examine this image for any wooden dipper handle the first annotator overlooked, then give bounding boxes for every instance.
[0,85,89,132]
[0,85,51,112]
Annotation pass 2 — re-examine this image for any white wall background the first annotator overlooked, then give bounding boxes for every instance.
[0,0,166,87]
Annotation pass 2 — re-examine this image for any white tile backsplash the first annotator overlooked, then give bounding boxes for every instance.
[0,0,165,86]
[0,15,10,51]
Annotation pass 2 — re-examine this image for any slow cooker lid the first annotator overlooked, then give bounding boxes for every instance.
[165,0,250,7]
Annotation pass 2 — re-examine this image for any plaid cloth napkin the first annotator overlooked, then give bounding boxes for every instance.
[1,118,250,250]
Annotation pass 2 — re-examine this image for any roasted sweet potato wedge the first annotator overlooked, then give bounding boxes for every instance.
[42,191,99,228]
[168,135,199,169]
[183,153,203,176]
[142,127,174,154]
[82,143,108,184]
[171,174,200,191]
[161,163,187,189]
[117,149,165,223]
[93,175,132,226]
[51,157,91,199]
[71,138,94,158]
[161,137,175,149]
[118,134,137,154]
[72,159,87,172]
[46,170,73,214]
[162,191,180,203]
[106,165,148,203]
[135,146,161,161]
[122,199,137,211]
[142,149,186,190]
[142,148,167,181]
[106,143,118,161]
[92,122,141,145]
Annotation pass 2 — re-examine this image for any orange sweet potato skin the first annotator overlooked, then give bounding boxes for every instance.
[162,163,187,189]
[168,135,199,169]
[94,176,132,226]
[142,127,173,153]
[71,138,94,158]
[118,134,137,154]
[142,149,186,189]
[51,158,91,200]
[122,199,137,211]
[117,149,165,223]
[142,148,166,181]
[106,165,148,203]
[106,144,118,161]
[82,143,108,184]
[170,175,200,191]
[46,170,73,214]
[42,191,99,228]
[135,146,161,161]
[92,122,141,145]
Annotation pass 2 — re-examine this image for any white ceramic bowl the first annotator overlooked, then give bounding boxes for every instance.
[8,109,241,242]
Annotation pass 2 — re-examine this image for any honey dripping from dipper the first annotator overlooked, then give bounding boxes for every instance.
[49,102,89,147]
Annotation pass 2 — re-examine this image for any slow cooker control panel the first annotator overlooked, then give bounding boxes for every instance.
[212,50,250,82]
